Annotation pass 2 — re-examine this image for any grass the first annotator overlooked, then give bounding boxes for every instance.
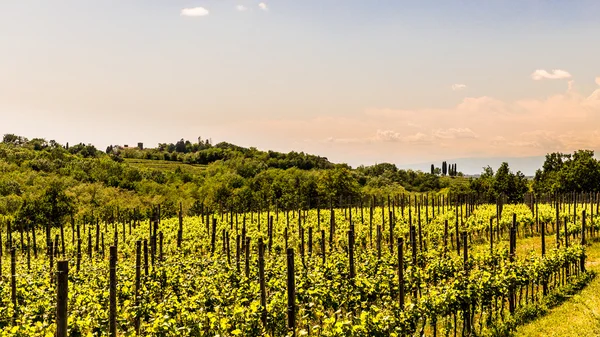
[124,158,207,175]
[448,230,600,336]
[515,240,600,337]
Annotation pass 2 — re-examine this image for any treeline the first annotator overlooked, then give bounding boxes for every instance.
[467,149,600,203]
[0,134,456,229]
[113,138,335,170]
[8,134,597,230]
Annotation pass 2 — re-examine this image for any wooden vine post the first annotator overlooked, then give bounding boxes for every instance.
[109,246,117,337]
[581,210,587,273]
[443,220,448,256]
[308,226,313,257]
[321,229,326,265]
[556,199,560,247]
[462,231,470,335]
[489,217,493,254]
[76,236,82,272]
[258,239,267,328]
[135,241,142,334]
[398,238,404,309]
[541,207,547,295]
[509,213,516,314]
[564,217,569,248]
[348,230,355,281]
[11,248,17,320]
[56,260,69,337]
[455,205,460,255]
[236,235,241,272]
[377,225,382,259]
[143,240,149,276]
[211,218,217,255]
[286,248,296,337]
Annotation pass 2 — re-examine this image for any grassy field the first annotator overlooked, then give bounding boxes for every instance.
[515,240,600,337]
[124,158,207,175]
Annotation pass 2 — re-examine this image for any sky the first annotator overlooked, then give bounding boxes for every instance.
[2,0,600,171]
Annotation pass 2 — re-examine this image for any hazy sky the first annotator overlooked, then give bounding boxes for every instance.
[2,0,600,167]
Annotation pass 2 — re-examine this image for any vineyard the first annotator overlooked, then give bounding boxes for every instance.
[1,194,599,336]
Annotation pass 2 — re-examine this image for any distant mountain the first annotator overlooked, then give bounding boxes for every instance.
[399,156,546,176]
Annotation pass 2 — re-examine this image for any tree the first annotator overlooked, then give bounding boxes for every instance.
[430,164,435,175]
[2,134,28,145]
[17,181,74,240]
[175,139,187,153]
[533,151,600,193]
[493,162,528,203]
[442,161,447,176]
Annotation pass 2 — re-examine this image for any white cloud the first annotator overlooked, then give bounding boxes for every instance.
[259,2,268,11]
[452,84,467,91]
[531,69,572,80]
[375,130,433,144]
[181,7,209,17]
[236,5,247,11]
[375,129,403,142]
[433,128,478,139]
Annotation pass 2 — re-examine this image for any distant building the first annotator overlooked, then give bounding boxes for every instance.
[138,142,143,150]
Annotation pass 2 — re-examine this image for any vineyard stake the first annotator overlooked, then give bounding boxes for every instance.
[226,231,231,265]
[88,229,92,259]
[211,218,217,255]
[286,248,296,337]
[489,217,493,254]
[11,248,17,321]
[26,232,31,270]
[348,230,355,280]
[377,225,382,259]
[143,240,149,276]
[398,238,404,309]
[443,219,448,257]
[321,229,326,265]
[178,202,183,248]
[95,220,100,254]
[455,205,460,255]
[135,241,141,335]
[556,199,560,247]
[462,231,470,334]
[56,260,68,337]
[389,211,394,254]
[76,238,81,272]
[564,217,569,248]
[308,226,313,257]
[109,246,117,337]
[236,235,241,272]
[581,211,587,273]
[258,239,267,328]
